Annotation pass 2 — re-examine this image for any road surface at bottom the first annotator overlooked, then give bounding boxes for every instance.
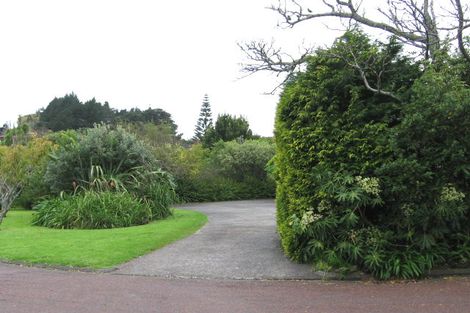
[1,263,470,313]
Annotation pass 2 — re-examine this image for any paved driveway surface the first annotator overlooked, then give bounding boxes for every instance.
[117,199,324,279]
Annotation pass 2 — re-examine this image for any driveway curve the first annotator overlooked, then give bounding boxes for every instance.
[117,199,324,279]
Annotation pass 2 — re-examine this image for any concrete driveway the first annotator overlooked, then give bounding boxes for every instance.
[117,199,325,279]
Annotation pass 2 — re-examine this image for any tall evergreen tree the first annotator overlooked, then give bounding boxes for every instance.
[193,94,213,141]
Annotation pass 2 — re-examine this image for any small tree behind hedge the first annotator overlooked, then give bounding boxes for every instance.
[202,114,253,147]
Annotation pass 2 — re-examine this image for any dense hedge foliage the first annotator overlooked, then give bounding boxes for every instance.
[275,32,470,279]
[33,191,153,229]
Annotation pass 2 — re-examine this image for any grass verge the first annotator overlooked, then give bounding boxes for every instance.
[0,209,207,269]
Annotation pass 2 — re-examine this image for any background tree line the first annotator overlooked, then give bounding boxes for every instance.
[37,93,179,135]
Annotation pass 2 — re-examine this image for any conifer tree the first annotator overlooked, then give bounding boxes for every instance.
[193,94,213,141]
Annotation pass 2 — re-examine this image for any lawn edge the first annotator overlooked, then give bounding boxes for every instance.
[0,209,208,271]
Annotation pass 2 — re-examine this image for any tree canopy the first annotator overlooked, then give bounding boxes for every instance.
[38,93,178,133]
[202,114,253,147]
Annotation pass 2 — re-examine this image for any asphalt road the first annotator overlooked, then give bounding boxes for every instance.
[117,200,326,279]
[1,263,470,313]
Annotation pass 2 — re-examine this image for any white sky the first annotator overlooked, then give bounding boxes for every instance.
[0,0,346,138]
[2,0,457,138]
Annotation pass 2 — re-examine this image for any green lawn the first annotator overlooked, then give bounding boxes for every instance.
[0,209,207,269]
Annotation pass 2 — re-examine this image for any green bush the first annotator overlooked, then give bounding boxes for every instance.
[33,191,153,229]
[0,138,56,209]
[157,140,276,202]
[210,139,275,181]
[41,125,177,226]
[275,31,470,279]
[202,114,253,147]
[45,125,158,193]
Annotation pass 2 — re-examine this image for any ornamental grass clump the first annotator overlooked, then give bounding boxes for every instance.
[33,191,153,229]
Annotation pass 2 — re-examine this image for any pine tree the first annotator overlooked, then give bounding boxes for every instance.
[193,94,213,141]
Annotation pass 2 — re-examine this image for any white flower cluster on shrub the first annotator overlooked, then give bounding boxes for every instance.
[355,176,381,196]
[440,185,465,203]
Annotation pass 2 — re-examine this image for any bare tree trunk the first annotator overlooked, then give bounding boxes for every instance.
[0,178,21,227]
[422,0,440,59]
[455,0,470,63]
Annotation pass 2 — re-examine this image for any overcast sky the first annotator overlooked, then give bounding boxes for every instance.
[0,0,381,138]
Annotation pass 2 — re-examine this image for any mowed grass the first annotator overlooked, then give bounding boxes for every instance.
[0,209,207,269]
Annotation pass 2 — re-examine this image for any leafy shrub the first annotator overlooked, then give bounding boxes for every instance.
[0,138,56,209]
[210,139,275,181]
[177,176,241,202]
[33,191,153,229]
[72,164,176,220]
[46,129,79,149]
[123,122,179,147]
[2,124,31,146]
[202,114,253,148]
[40,125,176,227]
[45,124,158,193]
[33,164,176,230]
[275,32,470,279]
[156,140,276,202]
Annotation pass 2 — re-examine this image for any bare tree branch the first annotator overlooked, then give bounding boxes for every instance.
[329,37,403,102]
[271,0,428,46]
[0,178,21,226]
[353,62,402,102]
[239,40,313,93]
[240,0,469,93]
[269,0,464,60]
[454,0,470,62]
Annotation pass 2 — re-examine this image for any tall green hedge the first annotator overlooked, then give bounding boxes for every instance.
[275,32,470,279]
